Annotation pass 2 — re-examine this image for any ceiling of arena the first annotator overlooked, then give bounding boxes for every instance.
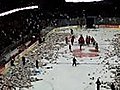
[0,0,119,16]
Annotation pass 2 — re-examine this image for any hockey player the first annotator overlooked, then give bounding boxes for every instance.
[71,38,74,45]
[69,44,72,52]
[81,35,84,45]
[71,35,75,40]
[91,37,95,44]
[93,40,96,46]
[78,35,84,45]
[78,37,80,45]
[78,35,84,50]
[80,44,82,50]
[88,36,91,44]
[71,35,75,45]
[95,43,99,51]
[70,29,73,34]
[72,57,77,66]
[86,35,89,45]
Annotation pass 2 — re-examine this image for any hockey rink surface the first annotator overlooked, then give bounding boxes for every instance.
[17,27,120,90]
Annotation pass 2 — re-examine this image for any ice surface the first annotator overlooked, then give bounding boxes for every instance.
[29,28,120,90]
[2,27,120,90]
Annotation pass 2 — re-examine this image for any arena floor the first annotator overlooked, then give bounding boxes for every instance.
[1,27,120,90]
[22,27,120,90]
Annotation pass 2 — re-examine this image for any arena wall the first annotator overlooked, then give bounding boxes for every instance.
[97,25,120,28]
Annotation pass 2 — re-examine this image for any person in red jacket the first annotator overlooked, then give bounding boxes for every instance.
[78,35,84,45]
[78,35,84,50]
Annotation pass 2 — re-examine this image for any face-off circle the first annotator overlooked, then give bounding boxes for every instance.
[73,49,99,58]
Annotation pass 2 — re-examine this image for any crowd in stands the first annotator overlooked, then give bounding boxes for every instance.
[0,10,48,56]
[0,8,79,56]
[96,17,120,25]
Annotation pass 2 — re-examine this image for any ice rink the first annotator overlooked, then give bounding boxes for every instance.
[25,27,120,90]
[1,27,120,90]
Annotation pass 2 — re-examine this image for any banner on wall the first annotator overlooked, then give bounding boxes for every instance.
[98,25,120,28]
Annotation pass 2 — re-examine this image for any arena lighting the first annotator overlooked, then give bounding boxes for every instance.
[65,0,102,2]
[0,6,38,17]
